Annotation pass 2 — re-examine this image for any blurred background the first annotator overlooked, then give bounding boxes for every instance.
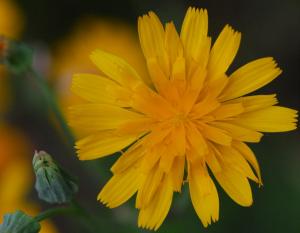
[0,0,299,232]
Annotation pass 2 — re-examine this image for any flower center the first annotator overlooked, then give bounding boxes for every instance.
[170,112,187,126]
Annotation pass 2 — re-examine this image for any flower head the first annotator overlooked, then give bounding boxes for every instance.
[69,7,298,230]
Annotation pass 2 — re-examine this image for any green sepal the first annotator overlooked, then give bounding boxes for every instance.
[33,151,78,204]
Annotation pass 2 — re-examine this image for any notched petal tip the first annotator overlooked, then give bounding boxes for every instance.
[186,6,208,13]
[89,49,100,61]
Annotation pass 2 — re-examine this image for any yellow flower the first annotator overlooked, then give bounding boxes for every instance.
[0,0,24,38]
[69,7,298,230]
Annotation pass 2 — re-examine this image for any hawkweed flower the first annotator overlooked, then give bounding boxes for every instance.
[69,7,298,230]
[33,151,78,204]
[0,210,40,233]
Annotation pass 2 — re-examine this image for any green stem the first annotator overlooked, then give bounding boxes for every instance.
[29,67,75,150]
[34,201,98,233]
[34,206,76,222]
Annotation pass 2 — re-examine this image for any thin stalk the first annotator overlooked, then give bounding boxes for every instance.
[34,206,75,222]
[29,67,75,151]
[34,202,98,233]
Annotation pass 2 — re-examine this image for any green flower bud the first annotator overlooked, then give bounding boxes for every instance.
[33,151,78,204]
[0,210,40,233]
[0,36,33,74]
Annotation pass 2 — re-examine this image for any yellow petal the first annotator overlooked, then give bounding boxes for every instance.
[136,166,164,209]
[143,127,171,148]
[169,123,186,157]
[71,73,129,106]
[171,56,186,95]
[181,8,208,48]
[186,122,208,159]
[170,156,185,192]
[180,7,210,73]
[69,104,145,133]
[225,94,278,112]
[207,25,241,81]
[205,142,222,173]
[98,167,142,208]
[211,103,244,120]
[165,21,183,65]
[211,121,263,142]
[138,12,169,76]
[146,57,171,98]
[232,141,262,185]
[220,58,281,101]
[213,166,253,206]
[140,147,162,173]
[215,144,258,182]
[75,131,139,160]
[201,123,232,145]
[117,117,154,135]
[131,83,176,120]
[138,175,173,231]
[199,74,229,101]
[90,49,141,88]
[111,143,146,174]
[144,125,182,174]
[189,95,220,119]
[138,12,165,57]
[189,161,219,227]
[231,106,298,132]
[181,66,207,114]
[159,147,176,173]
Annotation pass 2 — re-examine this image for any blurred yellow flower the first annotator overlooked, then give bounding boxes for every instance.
[69,7,298,230]
[0,0,24,38]
[0,126,58,233]
[52,17,149,115]
[0,0,24,114]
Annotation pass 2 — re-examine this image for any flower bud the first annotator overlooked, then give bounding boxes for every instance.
[33,151,78,204]
[0,210,40,233]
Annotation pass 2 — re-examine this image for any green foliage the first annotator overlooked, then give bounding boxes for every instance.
[0,211,40,233]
